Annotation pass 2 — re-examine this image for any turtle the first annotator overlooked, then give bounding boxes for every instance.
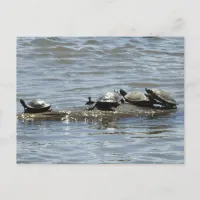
[118,89,156,107]
[20,99,52,113]
[87,91,124,111]
[145,88,177,109]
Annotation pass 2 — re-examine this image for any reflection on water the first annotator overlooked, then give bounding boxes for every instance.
[17,37,184,164]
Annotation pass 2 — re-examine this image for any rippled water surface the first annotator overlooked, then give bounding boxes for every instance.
[17,37,184,164]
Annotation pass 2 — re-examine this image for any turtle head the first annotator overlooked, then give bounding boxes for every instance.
[85,97,95,105]
[145,88,153,94]
[20,99,27,108]
[119,89,127,97]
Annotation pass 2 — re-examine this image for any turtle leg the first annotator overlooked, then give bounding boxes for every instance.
[165,103,177,109]
[87,106,94,110]
[87,103,96,110]
[155,101,166,108]
[110,107,116,111]
[110,102,120,111]
[148,95,164,107]
[120,98,125,103]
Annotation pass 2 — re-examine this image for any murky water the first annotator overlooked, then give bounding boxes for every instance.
[17,37,184,164]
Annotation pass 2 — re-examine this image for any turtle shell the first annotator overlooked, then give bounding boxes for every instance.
[27,100,51,109]
[145,88,177,106]
[124,91,149,102]
[119,89,154,106]
[97,92,122,103]
[20,99,52,113]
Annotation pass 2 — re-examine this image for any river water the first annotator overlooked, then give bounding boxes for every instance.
[17,37,184,164]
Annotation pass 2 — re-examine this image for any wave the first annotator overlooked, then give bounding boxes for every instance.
[143,49,184,56]
[84,39,100,45]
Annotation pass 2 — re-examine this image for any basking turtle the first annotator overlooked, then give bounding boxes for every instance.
[20,99,51,113]
[145,88,177,109]
[87,91,124,111]
[119,89,156,107]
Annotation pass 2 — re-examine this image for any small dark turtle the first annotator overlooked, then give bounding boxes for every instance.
[20,99,51,113]
[119,89,155,107]
[145,88,177,109]
[85,97,95,105]
[87,91,124,111]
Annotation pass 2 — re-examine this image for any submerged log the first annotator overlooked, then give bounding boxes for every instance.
[17,103,176,122]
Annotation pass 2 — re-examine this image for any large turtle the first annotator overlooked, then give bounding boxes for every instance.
[119,89,156,107]
[20,99,52,113]
[86,91,124,111]
[145,88,177,109]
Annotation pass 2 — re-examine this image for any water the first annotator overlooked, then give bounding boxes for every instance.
[17,37,184,164]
